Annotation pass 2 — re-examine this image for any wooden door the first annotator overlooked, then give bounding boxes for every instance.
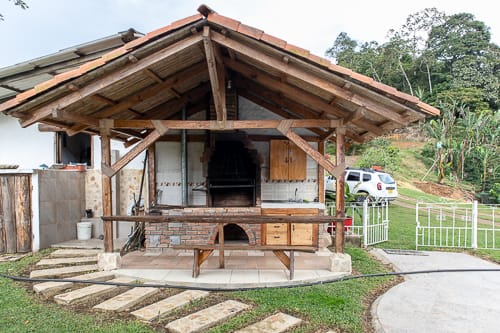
[0,175,31,253]
[269,140,289,180]
[290,224,313,245]
[288,142,306,180]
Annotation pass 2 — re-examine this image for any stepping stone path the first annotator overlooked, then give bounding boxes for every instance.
[30,264,98,279]
[93,287,159,311]
[54,277,137,305]
[49,249,102,258]
[235,312,302,333]
[131,290,210,322]
[166,300,250,333]
[30,250,307,332]
[36,256,97,266]
[33,271,115,298]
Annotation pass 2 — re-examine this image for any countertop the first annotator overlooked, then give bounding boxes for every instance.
[261,200,325,209]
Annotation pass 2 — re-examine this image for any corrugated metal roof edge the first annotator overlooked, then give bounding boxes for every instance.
[205,12,440,117]
[0,13,204,114]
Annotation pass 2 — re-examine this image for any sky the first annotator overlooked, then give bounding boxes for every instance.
[0,0,498,68]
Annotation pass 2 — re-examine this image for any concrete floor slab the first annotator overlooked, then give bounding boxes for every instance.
[165,300,250,333]
[131,290,210,322]
[235,312,302,333]
[93,287,159,311]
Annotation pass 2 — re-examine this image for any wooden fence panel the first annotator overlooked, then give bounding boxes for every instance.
[0,175,32,253]
[0,176,17,253]
[15,175,31,252]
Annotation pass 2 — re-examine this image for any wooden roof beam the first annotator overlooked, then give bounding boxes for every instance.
[203,26,226,123]
[278,127,344,179]
[226,58,385,136]
[102,121,169,178]
[109,119,340,130]
[211,31,409,126]
[19,32,203,128]
[238,89,327,138]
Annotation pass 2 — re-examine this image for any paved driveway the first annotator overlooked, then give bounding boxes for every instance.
[371,249,500,333]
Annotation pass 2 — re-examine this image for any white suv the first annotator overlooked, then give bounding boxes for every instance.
[325,168,398,202]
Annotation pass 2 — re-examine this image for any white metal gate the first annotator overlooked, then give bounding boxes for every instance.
[416,201,499,250]
[327,200,390,246]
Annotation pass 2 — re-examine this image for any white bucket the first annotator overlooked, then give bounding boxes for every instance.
[77,222,92,240]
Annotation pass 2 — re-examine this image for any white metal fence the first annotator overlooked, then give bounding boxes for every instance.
[416,201,499,250]
[326,200,390,246]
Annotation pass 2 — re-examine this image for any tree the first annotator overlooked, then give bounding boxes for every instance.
[0,0,28,21]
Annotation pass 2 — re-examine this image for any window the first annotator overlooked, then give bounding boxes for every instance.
[378,173,395,184]
[362,173,372,182]
[56,132,92,167]
[346,172,360,181]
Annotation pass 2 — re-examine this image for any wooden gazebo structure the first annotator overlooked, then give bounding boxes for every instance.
[0,5,439,258]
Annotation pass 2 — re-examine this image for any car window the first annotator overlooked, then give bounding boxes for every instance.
[378,173,395,184]
[347,172,360,181]
[362,174,371,182]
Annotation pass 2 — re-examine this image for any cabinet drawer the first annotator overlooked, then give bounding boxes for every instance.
[266,233,288,245]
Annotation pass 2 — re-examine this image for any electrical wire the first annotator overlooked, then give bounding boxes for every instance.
[1,268,499,292]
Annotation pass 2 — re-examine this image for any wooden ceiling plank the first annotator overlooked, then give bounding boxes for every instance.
[227,58,384,136]
[19,32,203,128]
[91,94,117,105]
[211,31,408,126]
[237,89,327,138]
[203,26,226,122]
[143,68,164,83]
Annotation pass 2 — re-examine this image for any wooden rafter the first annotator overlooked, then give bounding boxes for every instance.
[278,127,344,179]
[20,33,203,128]
[225,58,385,137]
[203,26,226,122]
[103,123,169,178]
[211,31,409,126]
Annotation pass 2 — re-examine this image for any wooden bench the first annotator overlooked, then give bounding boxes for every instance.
[172,244,317,280]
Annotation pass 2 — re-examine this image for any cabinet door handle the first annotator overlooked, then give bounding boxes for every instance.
[274,236,280,239]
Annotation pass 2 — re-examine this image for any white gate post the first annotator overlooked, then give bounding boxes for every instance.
[363,199,369,247]
[472,200,478,250]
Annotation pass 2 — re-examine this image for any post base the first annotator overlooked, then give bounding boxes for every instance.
[98,252,122,271]
[329,253,352,274]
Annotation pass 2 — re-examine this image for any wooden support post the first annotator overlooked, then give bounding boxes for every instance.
[318,140,325,204]
[100,128,114,253]
[147,145,156,208]
[218,223,225,268]
[335,127,346,253]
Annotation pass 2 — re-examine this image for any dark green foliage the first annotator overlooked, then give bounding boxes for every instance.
[356,138,401,173]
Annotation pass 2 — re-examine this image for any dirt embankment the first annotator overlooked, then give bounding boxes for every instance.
[412,181,474,201]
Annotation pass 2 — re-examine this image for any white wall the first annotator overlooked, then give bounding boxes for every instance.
[92,136,145,170]
[0,113,54,168]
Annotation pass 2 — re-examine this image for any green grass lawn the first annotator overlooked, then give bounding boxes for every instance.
[1,248,396,333]
[0,250,155,333]
[220,247,395,333]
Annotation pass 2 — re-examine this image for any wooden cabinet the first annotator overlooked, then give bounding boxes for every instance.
[265,223,288,245]
[269,140,306,180]
[261,208,318,246]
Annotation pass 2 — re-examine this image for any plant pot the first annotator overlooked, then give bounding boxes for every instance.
[327,216,353,233]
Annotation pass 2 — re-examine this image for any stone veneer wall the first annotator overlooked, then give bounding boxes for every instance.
[85,169,146,217]
[145,207,261,253]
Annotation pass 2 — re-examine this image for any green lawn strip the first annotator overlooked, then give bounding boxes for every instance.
[0,250,155,333]
[212,248,394,333]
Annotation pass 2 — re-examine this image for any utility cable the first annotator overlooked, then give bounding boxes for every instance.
[1,268,499,292]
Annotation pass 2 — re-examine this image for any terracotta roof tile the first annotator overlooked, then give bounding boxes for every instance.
[308,54,331,68]
[261,33,287,49]
[207,13,241,31]
[328,63,354,76]
[284,43,310,58]
[237,23,264,40]
[170,14,204,30]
